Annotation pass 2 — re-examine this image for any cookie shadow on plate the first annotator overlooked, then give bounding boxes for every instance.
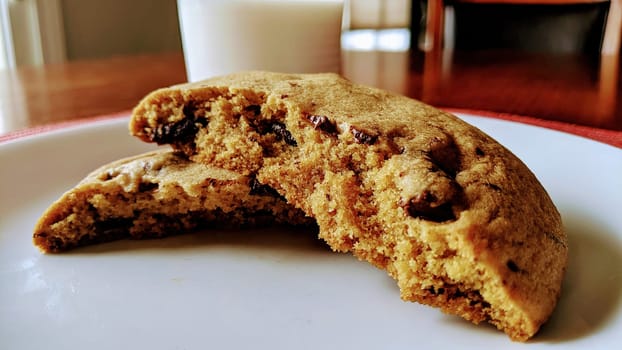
[535,209,622,343]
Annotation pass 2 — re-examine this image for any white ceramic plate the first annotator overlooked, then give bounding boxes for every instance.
[1,114,621,349]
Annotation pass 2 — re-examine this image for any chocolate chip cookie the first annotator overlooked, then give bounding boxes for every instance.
[33,150,312,253]
[129,71,567,341]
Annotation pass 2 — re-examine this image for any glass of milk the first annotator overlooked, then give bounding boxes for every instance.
[177,0,344,82]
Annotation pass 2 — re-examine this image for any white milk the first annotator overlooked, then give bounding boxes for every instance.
[177,0,344,82]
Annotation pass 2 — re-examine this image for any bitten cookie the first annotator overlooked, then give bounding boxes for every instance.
[33,150,312,253]
[129,71,567,341]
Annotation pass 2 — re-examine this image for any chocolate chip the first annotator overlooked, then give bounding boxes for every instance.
[251,119,297,146]
[506,259,520,273]
[452,289,468,299]
[183,104,197,119]
[428,135,461,177]
[49,237,64,252]
[306,115,337,135]
[351,127,378,145]
[244,105,262,116]
[248,177,285,199]
[403,191,456,222]
[475,147,485,156]
[99,171,118,181]
[184,102,210,120]
[469,298,491,308]
[427,286,445,295]
[387,131,405,155]
[152,118,199,144]
[195,117,209,128]
[269,122,297,146]
[420,191,438,203]
[151,103,209,145]
[138,182,159,192]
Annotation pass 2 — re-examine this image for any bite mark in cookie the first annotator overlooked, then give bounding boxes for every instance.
[129,71,567,341]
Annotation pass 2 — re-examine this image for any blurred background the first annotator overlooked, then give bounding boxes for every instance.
[0,0,616,67]
[0,0,182,67]
[0,0,620,134]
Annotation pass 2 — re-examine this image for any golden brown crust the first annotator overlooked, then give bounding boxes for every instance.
[33,149,312,253]
[129,71,567,341]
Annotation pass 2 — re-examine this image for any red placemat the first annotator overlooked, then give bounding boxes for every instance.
[445,108,622,149]
[0,111,131,144]
[1,109,621,149]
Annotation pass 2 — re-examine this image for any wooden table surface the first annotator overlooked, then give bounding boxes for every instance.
[1,49,621,136]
